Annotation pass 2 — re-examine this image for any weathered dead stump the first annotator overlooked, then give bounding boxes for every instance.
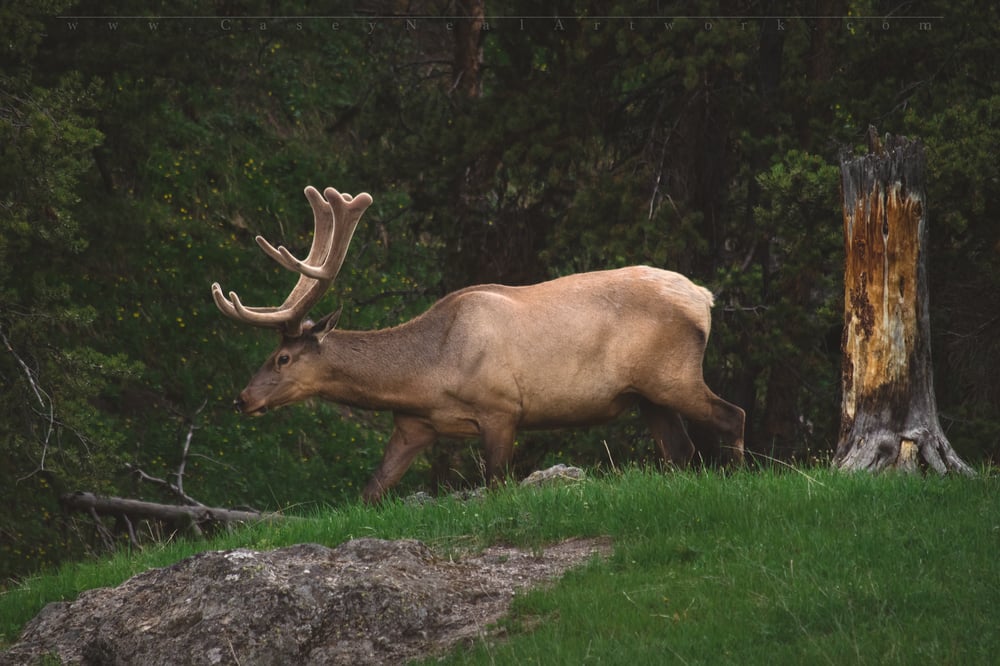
[834,129,973,475]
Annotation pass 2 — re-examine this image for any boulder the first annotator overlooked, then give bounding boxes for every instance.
[1,537,610,665]
[520,464,586,486]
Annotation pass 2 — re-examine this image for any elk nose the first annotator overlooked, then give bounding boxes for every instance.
[234,394,267,415]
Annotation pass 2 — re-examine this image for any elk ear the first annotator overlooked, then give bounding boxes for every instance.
[312,307,342,338]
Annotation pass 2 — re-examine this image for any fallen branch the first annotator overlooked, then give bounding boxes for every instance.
[60,492,285,541]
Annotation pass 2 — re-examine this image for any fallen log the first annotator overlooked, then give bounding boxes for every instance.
[60,491,283,541]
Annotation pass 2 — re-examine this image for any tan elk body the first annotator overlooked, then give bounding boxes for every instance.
[213,186,744,502]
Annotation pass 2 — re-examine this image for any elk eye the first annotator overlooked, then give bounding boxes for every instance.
[277,354,291,367]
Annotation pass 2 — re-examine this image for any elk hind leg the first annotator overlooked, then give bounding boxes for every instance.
[642,381,745,464]
[675,386,745,464]
[640,400,696,467]
[710,393,745,463]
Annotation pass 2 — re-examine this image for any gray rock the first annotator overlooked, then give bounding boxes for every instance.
[520,464,586,486]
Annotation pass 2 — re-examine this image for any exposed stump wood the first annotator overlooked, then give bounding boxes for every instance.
[835,130,973,475]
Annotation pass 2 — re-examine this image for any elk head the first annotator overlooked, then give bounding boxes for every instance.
[211,186,372,414]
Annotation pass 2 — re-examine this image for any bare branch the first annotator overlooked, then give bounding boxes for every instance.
[118,513,141,550]
[127,464,205,508]
[174,398,208,502]
[89,506,116,552]
[129,398,212,507]
[2,324,55,477]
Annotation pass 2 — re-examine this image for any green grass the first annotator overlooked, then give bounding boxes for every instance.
[3,468,999,664]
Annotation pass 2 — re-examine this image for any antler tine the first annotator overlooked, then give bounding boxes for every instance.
[321,186,373,283]
[255,186,336,278]
[255,187,373,283]
[211,282,288,324]
[210,185,373,336]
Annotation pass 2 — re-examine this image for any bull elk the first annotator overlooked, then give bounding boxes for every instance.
[212,186,745,503]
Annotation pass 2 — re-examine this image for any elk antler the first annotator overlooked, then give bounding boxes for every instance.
[211,186,373,336]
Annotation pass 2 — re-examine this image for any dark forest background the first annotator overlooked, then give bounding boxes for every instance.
[2,1,997,583]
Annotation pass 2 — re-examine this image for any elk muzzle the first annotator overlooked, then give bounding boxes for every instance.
[234,392,267,415]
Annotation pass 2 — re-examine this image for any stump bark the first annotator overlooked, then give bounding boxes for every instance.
[834,130,973,475]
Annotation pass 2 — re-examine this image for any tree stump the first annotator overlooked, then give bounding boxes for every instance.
[834,129,973,475]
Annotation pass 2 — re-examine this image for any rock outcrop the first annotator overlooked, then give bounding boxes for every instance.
[1,537,610,665]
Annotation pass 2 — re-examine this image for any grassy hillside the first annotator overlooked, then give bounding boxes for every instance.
[2,468,998,664]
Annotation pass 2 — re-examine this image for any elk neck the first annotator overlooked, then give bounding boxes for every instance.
[313,317,445,413]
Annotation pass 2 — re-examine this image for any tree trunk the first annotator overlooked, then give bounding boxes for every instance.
[834,129,973,474]
[452,0,484,99]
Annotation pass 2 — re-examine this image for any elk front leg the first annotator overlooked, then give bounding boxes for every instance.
[363,416,437,504]
[481,418,517,486]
